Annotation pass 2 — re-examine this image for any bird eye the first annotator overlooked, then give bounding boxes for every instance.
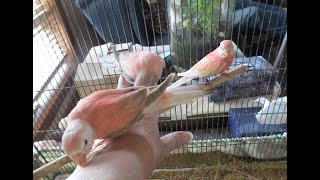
[84,139,88,145]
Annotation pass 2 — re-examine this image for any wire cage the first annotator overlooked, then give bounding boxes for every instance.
[33,0,287,179]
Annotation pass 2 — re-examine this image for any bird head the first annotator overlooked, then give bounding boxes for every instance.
[61,119,94,167]
[219,40,237,58]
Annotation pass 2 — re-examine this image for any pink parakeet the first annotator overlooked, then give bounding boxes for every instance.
[103,46,166,87]
[167,40,238,89]
[61,72,220,167]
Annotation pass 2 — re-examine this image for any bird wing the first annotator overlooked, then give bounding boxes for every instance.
[185,60,227,77]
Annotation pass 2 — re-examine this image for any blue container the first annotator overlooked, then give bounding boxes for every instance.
[228,107,287,138]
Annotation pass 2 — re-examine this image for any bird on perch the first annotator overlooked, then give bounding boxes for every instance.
[166,40,243,89]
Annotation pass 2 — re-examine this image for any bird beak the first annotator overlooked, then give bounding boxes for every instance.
[70,153,87,167]
[223,49,229,57]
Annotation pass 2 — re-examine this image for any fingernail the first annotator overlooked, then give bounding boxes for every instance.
[182,131,193,142]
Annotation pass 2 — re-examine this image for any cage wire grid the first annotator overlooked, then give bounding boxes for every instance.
[33,0,287,178]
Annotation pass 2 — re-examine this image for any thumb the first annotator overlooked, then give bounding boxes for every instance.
[160,131,193,157]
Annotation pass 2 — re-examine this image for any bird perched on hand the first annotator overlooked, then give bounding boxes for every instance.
[167,40,239,89]
[61,85,150,167]
[61,69,172,167]
[103,45,166,87]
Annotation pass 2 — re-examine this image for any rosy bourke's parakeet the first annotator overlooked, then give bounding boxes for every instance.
[61,85,150,167]
[103,46,166,87]
[166,40,239,89]
[61,72,169,167]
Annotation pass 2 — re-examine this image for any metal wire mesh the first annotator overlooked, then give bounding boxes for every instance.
[33,0,287,179]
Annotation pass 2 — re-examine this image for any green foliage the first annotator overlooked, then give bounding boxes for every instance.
[179,0,234,36]
[182,0,220,34]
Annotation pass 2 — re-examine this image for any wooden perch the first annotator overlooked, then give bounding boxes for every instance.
[33,154,71,180]
[200,65,247,91]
